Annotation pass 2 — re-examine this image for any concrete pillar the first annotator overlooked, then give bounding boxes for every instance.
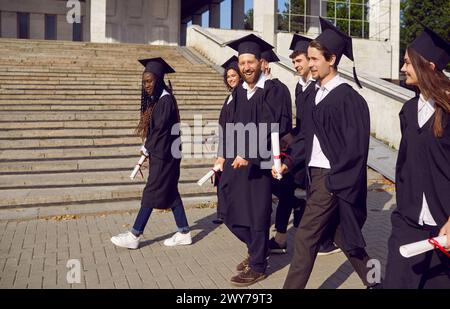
[1,12,17,38]
[253,0,275,45]
[209,1,221,28]
[307,0,322,35]
[180,21,188,46]
[231,0,245,29]
[192,13,202,26]
[390,0,400,80]
[88,0,106,42]
[30,13,44,40]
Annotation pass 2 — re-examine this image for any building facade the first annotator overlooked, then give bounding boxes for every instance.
[0,0,400,79]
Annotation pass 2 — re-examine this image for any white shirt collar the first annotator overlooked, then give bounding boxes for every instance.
[298,75,315,87]
[242,73,266,92]
[315,73,344,92]
[159,89,170,99]
[418,93,435,110]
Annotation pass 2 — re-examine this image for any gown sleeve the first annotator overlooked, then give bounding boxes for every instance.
[144,95,176,161]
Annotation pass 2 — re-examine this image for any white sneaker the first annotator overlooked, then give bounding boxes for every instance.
[110,231,140,249]
[163,231,192,247]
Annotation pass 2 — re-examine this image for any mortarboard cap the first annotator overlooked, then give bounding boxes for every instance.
[289,34,312,54]
[138,57,175,78]
[226,34,274,59]
[409,25,450,70]
[315,17,362,88]
[221,55,239,72]
[261,49,280,63]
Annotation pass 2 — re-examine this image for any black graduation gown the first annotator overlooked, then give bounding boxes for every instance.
[218,80,279,230]
[384,96,450,288]
[270,78,292,137]
[216,93,234,219]
[292,81,316,136]
[289,81,316,188]
[395,96,450,227]
[141,93,182,209]
[288,83,370,251]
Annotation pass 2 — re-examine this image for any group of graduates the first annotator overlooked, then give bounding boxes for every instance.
[111,17,450,289]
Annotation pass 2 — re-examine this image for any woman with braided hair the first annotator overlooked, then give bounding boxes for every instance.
[111,57,192,249]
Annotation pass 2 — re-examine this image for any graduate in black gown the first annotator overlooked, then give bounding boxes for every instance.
[384,27,450,289]
[290,34,341,257]
[274,17,376,289]
[218,34,282,286]
[111,58,192,249]
[213,56,242,225]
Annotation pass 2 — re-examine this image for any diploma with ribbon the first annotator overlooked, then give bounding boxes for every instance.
[197,164,222,186]
[399,235,449,258]
[271,131,283,180]
[130,155,147,180]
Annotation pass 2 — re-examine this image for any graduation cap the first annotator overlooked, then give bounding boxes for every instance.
[409,25,450,71]
[226,34,274,59]
[261,49,280,63]
[289,34,312,54]
[138,57,175,78]
[221,55,239,72]
[315,17,362,88]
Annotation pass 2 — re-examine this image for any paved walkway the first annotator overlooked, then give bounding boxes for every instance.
[0,169,396,289]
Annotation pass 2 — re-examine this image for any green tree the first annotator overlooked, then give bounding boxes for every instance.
[325,0,370,38]
[277,0,306,32]
[244,8,254,30]
[400,0,450,69]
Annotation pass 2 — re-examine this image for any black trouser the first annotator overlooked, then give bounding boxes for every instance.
[226,223,269,273]
[283,167,372,289]
[384,211,450,289]
[272,175,305,233]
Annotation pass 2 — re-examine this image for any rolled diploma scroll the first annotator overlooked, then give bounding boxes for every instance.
[271,132,282,180]
[399,235,447,258]
[197,165,221,186]
[130,155,147,180]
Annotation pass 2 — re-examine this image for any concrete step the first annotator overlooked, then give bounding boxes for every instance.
[0,182,216,209]
[0,111,220,121]
[0,166,214,189]
[0,117,219,129]
[0,103,222,111]
[0,84,228,92]
[0,135,219,149]
[0,157,217,174]
[0,139,219,158]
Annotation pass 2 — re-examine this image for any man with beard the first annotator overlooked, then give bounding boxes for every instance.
[218,34,283,286]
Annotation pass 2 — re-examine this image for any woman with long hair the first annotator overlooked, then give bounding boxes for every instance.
[384,27,450,288]
[111,57,192,249]
[213,55,242,224]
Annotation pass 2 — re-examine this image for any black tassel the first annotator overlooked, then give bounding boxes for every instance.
[168,79,173,93]
[353,66,363,89]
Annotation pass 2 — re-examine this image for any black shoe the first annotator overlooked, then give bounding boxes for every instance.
[268,237,287,254]
[317,243,341,256]
[230,267,266,287]
[212,218,223,224]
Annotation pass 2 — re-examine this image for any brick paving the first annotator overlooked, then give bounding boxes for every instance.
[0,169,395,289]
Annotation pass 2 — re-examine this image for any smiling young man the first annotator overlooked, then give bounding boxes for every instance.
[218,34,284,286]
[273,17,376,289]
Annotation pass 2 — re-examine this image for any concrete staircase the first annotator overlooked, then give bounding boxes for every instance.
[0,39,228,213]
